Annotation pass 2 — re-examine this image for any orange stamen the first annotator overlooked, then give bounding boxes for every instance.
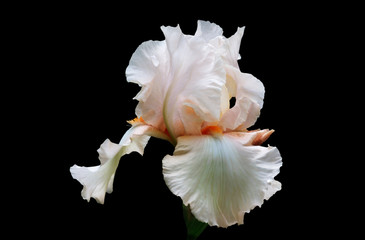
[201,125,223,136]
[127,116,145,125]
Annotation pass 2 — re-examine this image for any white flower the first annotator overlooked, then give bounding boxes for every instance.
[70,20,282,228]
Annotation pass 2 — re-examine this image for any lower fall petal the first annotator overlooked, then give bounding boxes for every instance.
[264,180,282,200]
[162,134,282,228]
[70,123,168,204]
[70,139,123,204]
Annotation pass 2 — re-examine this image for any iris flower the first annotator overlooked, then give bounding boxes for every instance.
[70,20,282,229]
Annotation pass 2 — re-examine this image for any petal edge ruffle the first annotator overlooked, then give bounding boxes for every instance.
[163,133,282,227]
[70,123,169,204]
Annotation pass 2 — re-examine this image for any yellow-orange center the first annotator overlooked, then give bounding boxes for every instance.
[201,125,223,136]
[127,117,145,125]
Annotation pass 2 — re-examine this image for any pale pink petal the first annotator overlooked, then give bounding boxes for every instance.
[225,26,245,67]
[126,24,227,140]
[125,40,170,131]
[220,65,265,130]
[205,24,245,69]
[160,25,226,139]
[220,85,230,117]
[225,129,274,146]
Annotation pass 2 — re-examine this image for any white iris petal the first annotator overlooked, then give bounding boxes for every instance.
[163,133,282,227]
[220,65,265,131]
[70,123,168,204]
[161,24,226,139]
[126,40,170,131]
[70,139,124,204]
[195,20,223,41]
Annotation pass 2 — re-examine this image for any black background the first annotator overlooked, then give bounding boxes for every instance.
[13,3,354,239]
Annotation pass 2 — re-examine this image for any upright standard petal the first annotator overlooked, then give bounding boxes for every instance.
[220,65,265,131]
[207,24,245,69]
[126,40,170,131]
[225,26,245,67]
[70,121,170,204]
[161,25,226,139]
[195,20,223,42]
[126,24,227,140]
[162,133,282,227]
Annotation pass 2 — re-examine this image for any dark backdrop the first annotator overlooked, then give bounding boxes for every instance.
[17,3,350,239]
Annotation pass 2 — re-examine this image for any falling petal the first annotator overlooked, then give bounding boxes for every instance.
[70,122,170,203]
[163,133,282,227]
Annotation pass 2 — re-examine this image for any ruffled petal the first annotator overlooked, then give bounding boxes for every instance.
[161,25,226,139]
[125,21,262,138]
[70,139,123,204]
[203,24,245,69]
[264,180,281,200]
[162,133,282,227]
[220,65,265,130]
[225,26,245,67]
[195,20,223,42]
[126,23,227,140]
[125,40,170,131]
[70,123,169,204]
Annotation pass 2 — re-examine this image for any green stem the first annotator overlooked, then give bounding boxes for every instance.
[183,204,208,240]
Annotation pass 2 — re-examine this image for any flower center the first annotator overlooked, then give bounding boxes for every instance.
[201,125,223,136]
[127,117,145,125]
